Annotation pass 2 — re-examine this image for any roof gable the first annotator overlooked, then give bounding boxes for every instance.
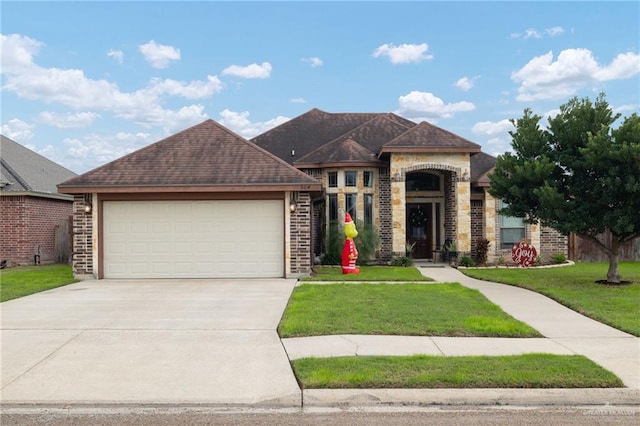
[470,151,497,187]
[380,121,481,154]
[251,108,386,164]
[1,135,77,195]
[295,138,380,167]
[58,120,321,193]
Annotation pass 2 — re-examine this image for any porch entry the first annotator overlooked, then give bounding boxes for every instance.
[407,203,436,259]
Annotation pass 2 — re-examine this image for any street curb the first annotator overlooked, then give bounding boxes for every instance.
[302,388,640,407]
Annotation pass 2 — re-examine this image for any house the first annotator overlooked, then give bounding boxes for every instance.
[58,110,568,280]
[1,135,77,266]
[252,108,567,263]
[57,120,322,279]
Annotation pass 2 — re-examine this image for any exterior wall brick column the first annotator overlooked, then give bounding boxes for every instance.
[378,168,392,261]
[289,191,312,277]
[72,194,94,278]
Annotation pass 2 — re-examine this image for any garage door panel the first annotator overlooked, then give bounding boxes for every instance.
[103,200,284,278]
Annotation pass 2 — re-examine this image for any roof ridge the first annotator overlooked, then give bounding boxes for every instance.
[251,108,329,142]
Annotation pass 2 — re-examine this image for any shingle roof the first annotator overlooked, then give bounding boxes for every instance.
[1,135,77,198]
[380,121,482,154]
[295,138,381,167]
[251,108,411,164]
[58,120,321,193]
[470,151,496,187]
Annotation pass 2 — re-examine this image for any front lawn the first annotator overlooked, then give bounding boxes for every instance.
[303,266,431,281]
[292,354,623,389]
[278,283,540,337]
[0,264,78,302]
[461,262,640,336]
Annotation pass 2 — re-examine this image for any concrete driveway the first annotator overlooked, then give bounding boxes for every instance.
[0,279,301,406]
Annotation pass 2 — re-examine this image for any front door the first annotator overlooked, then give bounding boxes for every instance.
[406,203,432,259]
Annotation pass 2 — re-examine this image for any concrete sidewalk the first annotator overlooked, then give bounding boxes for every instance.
[282,265,639,406]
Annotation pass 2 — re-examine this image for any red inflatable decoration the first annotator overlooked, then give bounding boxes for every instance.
[341,212,360,274]
[511,241,537,267]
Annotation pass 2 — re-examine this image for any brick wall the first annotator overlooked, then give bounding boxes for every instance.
[0,195,72,265]
[470,199,484,255]
[378,167,392,261]
[72,194,94,276]
[289,192,312,275]
[540,226,568,260]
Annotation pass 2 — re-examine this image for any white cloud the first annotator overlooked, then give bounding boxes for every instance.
[107,49,123,64]
[303,57,323,67]
[145,76,224,100]
[0,118,34,142]
[510,26,564,40]
[218,109,289,138]
[372,43,433,64]
[471,119,514,137]
[525,29,542,39]
[1,34,219,130]
[396,91,475,120]
[546,26,564,37]
[512,48,640,101]
[455,77,475,91]
[222,62,272,79]
[290,97,307,103]
[64,132,153,173]
[38,111,99,128]
[138,40,180,69]
[0,33,43,73]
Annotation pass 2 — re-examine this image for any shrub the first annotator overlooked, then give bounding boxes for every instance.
[551,252,567,264]
[355,220,379,265]
[321,220,342,265]
[391,256,414,267]
[321,219,380,265]
[474,238,491,265]
[458,255,476,267]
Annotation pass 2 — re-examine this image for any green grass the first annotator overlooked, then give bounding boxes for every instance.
[0,265,78,302]
[292,354,623,389]
[461,262,640,336]
[303,266,432,281]
[278,283,540,337]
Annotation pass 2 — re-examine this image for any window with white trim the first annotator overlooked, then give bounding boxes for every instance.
[499,201,525,249]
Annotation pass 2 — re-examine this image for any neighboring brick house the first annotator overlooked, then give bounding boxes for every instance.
[1,135,77,266]
[252,108,568,263]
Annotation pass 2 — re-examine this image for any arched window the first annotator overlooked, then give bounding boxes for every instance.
[406,172,440,192]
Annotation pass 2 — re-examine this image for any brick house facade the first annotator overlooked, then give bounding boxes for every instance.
[252,109,569,265]
[1,135,76,266]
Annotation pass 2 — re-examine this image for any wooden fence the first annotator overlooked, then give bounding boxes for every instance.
[569,231,640,262]
[54,216,72,264]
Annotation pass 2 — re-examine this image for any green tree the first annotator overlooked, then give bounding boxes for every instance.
[489,94,640,283]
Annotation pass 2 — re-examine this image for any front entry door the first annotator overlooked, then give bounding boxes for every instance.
[406,203,433,259]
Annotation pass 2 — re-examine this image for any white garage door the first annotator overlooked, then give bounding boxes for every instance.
[103,200,284,279]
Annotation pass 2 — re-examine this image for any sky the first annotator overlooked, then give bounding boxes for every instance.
[1,1,639,174]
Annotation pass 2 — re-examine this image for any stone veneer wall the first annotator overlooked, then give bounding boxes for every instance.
[378,167,392,261]
[444,172,456,244]
[289,191,312,275]
[72,194,94,277]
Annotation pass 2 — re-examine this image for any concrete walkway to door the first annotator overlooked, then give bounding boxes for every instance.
[0,279,301,406]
